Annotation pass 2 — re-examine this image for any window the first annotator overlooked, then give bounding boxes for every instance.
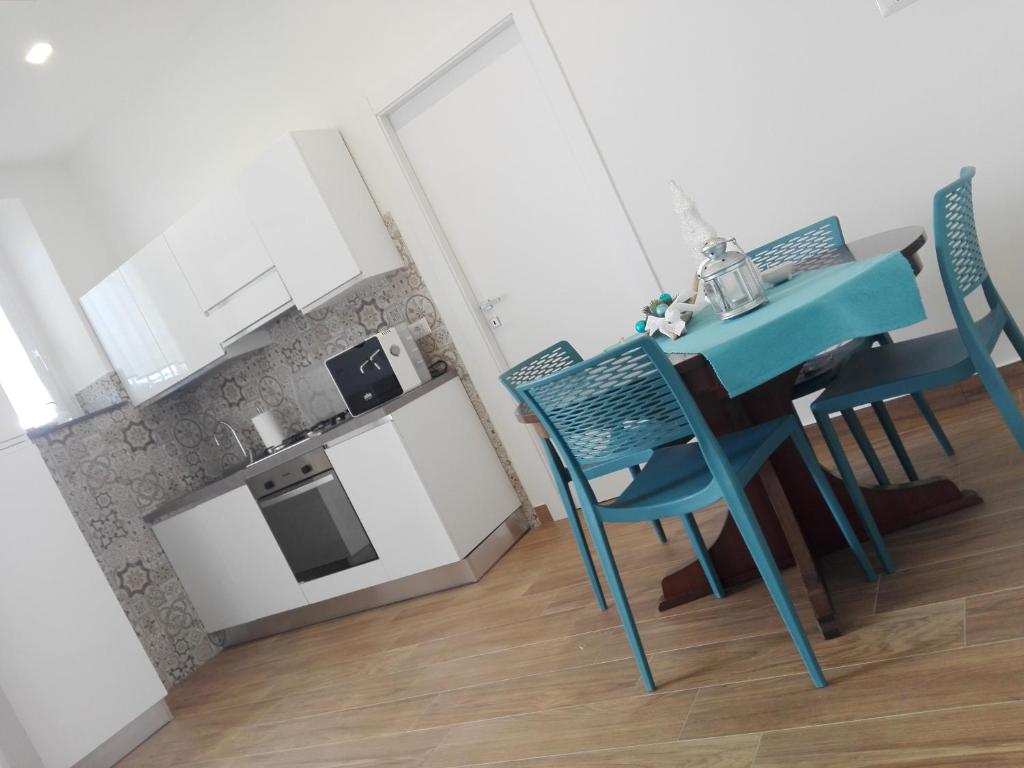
[0,301,56,428]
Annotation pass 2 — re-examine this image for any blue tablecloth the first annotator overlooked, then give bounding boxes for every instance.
[657,251,926,397]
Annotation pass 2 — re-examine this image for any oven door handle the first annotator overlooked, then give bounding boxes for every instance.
[259,472,337,509]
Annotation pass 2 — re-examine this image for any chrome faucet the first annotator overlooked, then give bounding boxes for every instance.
[213,420,253,464]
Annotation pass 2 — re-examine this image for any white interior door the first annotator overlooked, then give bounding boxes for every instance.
[389,24,658,367]
[376,7,659,515]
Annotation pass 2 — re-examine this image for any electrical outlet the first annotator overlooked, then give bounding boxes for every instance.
[409,318,432,339]
[875,0,921,17]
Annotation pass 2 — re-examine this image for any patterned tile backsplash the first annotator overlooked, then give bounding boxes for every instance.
[33,214,534,687]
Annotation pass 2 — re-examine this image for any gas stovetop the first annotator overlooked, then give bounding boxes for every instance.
[251,411,351,463]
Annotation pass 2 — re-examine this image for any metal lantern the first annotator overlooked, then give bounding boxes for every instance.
[698,237,768,319]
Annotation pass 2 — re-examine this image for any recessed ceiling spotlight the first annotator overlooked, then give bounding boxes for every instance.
[25,42,53,65]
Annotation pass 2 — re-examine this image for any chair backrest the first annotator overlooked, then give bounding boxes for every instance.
[517,337,731,506]
[934,166,988,300]
[748,216,845,271]
[500,341,582,402]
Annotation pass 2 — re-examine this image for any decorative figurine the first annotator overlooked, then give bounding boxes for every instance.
[636,290,698,339]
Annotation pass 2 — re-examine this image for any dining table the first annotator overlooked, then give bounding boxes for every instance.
[516,226,981,639]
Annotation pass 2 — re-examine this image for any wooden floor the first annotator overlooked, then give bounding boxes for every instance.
[119,386,1024,767]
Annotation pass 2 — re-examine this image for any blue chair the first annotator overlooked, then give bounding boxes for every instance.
[811,167,1024,574]
[518,337,877,691]
[501,342,706,611]
[749,217,953,486]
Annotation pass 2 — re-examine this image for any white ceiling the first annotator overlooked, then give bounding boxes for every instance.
[0,0,224,166]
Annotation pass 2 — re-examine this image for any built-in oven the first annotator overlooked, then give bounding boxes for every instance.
[246,448,377,583]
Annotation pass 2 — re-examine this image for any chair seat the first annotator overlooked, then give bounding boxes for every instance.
[581,449,655,480]
[816,310,1005,412]
[604,418,791,517]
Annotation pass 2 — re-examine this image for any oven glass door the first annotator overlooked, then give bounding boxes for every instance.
[258,471,378,582]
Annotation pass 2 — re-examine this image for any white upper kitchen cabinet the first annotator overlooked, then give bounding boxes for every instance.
[152,486,307,632]
[164,184,275,311]
[82,235,227,406]
[237,130,402,313]
[120,235,224,383]
[81,269,170,405]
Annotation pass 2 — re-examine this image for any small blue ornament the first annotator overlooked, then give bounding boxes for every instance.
[655,303,669,317]
[634,320,647,334]
[658,292,673,303]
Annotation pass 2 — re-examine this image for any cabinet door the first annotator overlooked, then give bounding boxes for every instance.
[164,184,275,311]
[152,486,306,631]
[120,235,224,381]
[0,442,165,768]
[81,271,169,405]
[326,422,459,579]
[236,133,362,312]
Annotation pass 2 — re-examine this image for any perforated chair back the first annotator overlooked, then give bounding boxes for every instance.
[519,337,727,504]
[748,216,845,272]
[934,167,988,299]
[500,341,582,403]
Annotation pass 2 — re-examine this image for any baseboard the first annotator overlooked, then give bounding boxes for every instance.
[533,504,554,525]
[71,700,171,768]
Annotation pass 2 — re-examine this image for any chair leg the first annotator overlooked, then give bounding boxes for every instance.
[870,402,918,482]
[787,426,877,582]
[816,412,895,573]
[910,392,955,456]
[679,513,725,598]
[878,332,956,456]
[1003,308,1024,363]
[650,519,668,543]
[631,464,668,544]
[551,470,606,610]
[975,357,1024,450]
[585,508,656,691]
[841,410,890,486]
[722,489,826,688]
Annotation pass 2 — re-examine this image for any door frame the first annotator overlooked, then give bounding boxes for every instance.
[367,0,655,517]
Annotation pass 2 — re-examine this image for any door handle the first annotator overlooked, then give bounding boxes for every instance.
[478,296,503,312]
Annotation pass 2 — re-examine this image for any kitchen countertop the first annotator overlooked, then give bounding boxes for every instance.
[143,371,458,526]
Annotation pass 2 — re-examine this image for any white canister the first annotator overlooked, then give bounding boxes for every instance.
[252,411,286,449]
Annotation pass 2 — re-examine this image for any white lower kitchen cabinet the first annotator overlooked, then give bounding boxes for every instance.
[153,485,307,631]
[0,440,166,768]
[325,378,519,581]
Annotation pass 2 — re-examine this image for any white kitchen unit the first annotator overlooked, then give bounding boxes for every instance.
[81,234,226,405]
[0,387,168,768]
[152,485,307,632]
[120,236,225,383]
[326,377,518,580]
[80,269,172,404]
[164,184,292,346]
[164,184,274,310]
[237,130,403,313]
[149,375,523,643]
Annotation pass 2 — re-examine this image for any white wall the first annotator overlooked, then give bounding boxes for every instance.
[65,0,1024,366]
[0,165,110,394]
[537,0,1024,365]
